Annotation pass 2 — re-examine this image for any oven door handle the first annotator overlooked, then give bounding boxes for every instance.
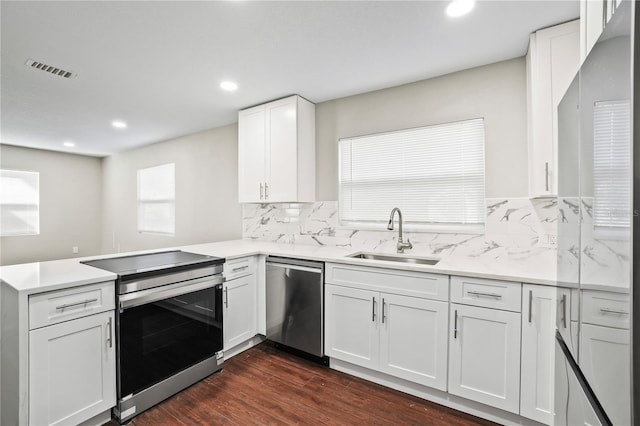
[119,275,224,311]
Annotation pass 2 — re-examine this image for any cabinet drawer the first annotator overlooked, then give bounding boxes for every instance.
[451,276,521,312]
[29,281,115,330]
[582,290,630,329]
[326,263,448,301]
[224,256,256,280]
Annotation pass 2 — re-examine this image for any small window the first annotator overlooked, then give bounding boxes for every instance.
[0,169,40,236]
[137,163,175,235]
[339,118,485,231]
[593,100,631,236]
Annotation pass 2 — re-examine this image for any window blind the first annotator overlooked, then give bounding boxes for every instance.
[0,169,40,236]
[339,118,485,230]
[137,163,175,235]
[593,100,631,230]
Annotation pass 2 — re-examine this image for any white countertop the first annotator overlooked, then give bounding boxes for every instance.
[0,239,562,295]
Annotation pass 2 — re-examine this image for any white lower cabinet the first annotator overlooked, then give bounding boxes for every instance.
[378,293,448,390]
[520,284,558,425]
[325,285,379,369]
[29,310,116,426]
[448,303,521,414]
[223,257,258,351]
[580,322,631,426]
[223,273,257,351]
[325,283,448,391]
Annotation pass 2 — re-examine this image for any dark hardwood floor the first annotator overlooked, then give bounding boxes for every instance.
[119,343,498,426]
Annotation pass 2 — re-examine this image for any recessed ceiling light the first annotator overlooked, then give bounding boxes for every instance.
[220,81,238,91]
[111,120,127,129]
[446,0,475,17]
[63,141,75,147]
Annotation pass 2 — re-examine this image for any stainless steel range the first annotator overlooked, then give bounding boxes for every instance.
[82,250,225,423]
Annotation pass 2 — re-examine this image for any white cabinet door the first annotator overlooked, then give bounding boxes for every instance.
[378,293,448,391]
[581,0,605,61]
[265,97,298,203]
[527,20,580,196]
[29,310,116,426]
[580,324,631,426]
[237,95,315,203]
[448,304,521,414]
[224,274,257,351]
[521,285,556,425]
[238,105,266,202]
[325,284,379,370]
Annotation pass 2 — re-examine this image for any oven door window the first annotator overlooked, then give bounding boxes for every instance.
[118,285,223,397]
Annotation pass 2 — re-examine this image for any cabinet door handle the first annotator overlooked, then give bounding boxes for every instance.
[528,290,533,323]
[264,183,269,199]
[467,291,502,299]
[454,309,458,339]
[381,298,386,323]
[224,287,229,308]
[561,294,567,328]
[260,183,264,200]
[107,316,113,348]
[600,308,629,315]
[56,298,98,310]
[545,162,549,192]
[372,297,376,322]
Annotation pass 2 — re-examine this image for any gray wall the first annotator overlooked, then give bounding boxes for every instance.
[0,145,103,265]
[315,57,527,200]
[1,57,527,263]
[101,124,242,254]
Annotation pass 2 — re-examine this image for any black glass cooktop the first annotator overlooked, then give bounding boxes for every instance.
[81,250,224,277]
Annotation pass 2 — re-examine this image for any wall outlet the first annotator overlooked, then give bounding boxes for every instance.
[72,246,79,254]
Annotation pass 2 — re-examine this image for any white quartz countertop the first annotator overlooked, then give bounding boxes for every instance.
[1,239,561,295]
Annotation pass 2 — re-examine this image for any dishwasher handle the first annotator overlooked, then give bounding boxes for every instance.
[266,261,322,274]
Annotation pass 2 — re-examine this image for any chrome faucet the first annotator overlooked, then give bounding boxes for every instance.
[387,207,413,254]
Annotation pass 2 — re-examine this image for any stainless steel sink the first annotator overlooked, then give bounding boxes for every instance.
[347,252,440,265]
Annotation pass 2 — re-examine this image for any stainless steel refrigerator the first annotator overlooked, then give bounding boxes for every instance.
[555,1,636,424]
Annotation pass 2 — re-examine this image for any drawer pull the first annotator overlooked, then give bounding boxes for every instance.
[600,308,629,315]
[231,266,249,273]
[107,316,113,348]
[545,162,549,192]
[454,309,458,339]
[55,298,98,310]
[467,291,502,299]
[372,297,376,322]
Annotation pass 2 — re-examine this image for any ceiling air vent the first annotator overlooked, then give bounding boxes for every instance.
[24,59,76,79]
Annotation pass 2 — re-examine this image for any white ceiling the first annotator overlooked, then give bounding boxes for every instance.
[1,1,579,157]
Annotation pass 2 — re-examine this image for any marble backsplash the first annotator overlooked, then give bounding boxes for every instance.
[242,198,559,277]
[557,197,631,290]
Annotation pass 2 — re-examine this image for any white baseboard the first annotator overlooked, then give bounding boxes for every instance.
[330,358,544,426]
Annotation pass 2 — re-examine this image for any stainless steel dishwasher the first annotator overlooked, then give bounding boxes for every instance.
[265,257,325,359]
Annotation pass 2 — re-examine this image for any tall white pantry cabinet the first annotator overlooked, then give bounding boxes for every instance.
[526,20,580,197]
[237,95,315,203]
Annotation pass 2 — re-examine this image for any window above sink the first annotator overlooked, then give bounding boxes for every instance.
[338,118,486,233]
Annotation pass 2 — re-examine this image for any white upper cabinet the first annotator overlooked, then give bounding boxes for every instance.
[580,0,620,61]
[238,95,315,203]
[526,20,580,197]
